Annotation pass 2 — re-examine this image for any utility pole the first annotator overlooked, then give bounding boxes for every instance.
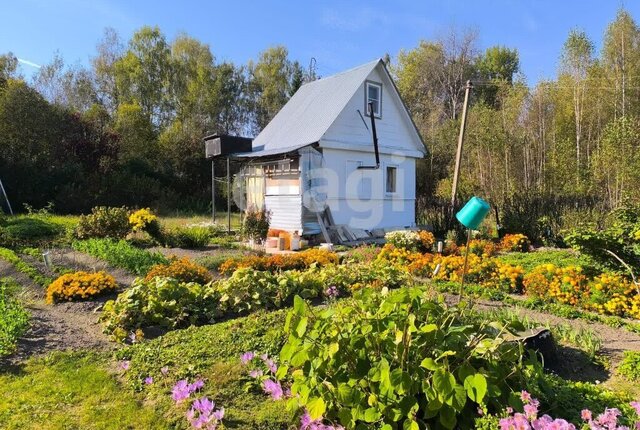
[227,157,231,234]
[450,80,473,211]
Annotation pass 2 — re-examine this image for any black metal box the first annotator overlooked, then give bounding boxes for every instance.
[204,134,253,158]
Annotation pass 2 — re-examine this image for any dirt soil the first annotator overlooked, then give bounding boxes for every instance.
[0,257,118,368]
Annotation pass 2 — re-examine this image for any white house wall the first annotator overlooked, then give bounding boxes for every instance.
[318,147,416,229]
[321,66,424,158]
[265,194,303,232]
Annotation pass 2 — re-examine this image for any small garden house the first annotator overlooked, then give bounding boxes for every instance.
[230,59,426,238]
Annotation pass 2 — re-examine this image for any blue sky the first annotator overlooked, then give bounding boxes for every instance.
[1,0,637,83]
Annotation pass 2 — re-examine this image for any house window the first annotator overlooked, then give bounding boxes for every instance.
[365,81,382,118]
[386,166,397,194]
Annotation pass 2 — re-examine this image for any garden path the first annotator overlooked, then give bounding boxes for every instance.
[0,259,114,367]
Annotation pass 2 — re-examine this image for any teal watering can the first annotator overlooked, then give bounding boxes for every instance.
[456,197,490,230]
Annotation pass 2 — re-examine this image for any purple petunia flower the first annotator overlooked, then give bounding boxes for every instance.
[186,396,224,430]
[119,360,130,371]
[144,376,153,385]
[262,379,284,400]
[324,285,339,299]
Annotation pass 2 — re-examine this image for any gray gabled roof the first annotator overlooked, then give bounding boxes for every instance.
[251,59,381,153]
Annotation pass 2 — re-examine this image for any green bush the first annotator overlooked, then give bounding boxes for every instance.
[101,277,221,341]
[242,209,270,241]
[617,351,640,382]
[73,206,131,240]
[0,216,66,247]
[217,268,323,314]
[280,288,533,429]
[161,226,214,248]
[564,204,640,272]
[72,238,167,275]
[0,277,30,356]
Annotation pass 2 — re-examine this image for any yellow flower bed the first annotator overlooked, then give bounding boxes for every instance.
[219,248,339,274]
[129,208,158,232]
[145,257,213,284]
[418,230,436,251]
[46,271,117,304]
[500,233,531,252]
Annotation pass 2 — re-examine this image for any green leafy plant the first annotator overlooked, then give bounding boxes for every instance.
[73,206,131,240]
[280,288,534,429]
[617,351,640,382]
[101,277,221,341]
[161,226,215,248]
[0,247,53,286]
[0,277,30,356]
[242,209,270,242]
[0,215,67,248]
[72,238,167,275]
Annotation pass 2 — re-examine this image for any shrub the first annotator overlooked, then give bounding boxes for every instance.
[0,216,67,247]
[384,230,421,250]
[563,204,640,273]
[73,206,131,240]
[500,233,531,252]
[281,289,533,429]
[460,238,499,257]
[316,260,410,293]
[162,226,214,248]
[46,271,117,304]
[0,277,30,356]
[101,277,221,341]
[418,230,436,251]
[145,257,213,284]
[243,209,270,242]
[219,248,338,274]
[72,238,168,275]
[217,268,323,314]
[129,208,158,232]
[618,351,640,382]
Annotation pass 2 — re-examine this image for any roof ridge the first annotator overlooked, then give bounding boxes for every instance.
[302,58,382,87]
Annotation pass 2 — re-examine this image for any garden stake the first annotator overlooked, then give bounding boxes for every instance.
[455,197,491,304]
[458,229,472,304]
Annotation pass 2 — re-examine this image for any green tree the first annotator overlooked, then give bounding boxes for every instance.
[114,26,173,127]
[248,45,293,131]
[475,45,520,108]
[0,52,19,86]
[92,27,123,113]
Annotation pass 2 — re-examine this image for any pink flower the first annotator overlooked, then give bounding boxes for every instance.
[249,369,263,379]
[524,403,538,420]
[262,379,284,400]
[240,351,255,365]
[119,360,130,371]
[581,409,592,421]
[144,376,153,385]
[521,391,532,404]
[172,380,191,403]
[631,401,640,417]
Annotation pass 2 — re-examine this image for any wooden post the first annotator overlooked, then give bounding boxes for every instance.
[227,157,231,234]
[450,81,473,210]
[211,160,216,224]
[458,229,472,303]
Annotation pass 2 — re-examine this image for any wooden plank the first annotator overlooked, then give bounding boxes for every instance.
[316,211,332,244]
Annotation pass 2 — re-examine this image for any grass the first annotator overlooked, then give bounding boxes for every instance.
[160,212,242,230]
[72,238,168,275]
[0,247,53,287]
[617,351,640,382]
[0,277,30,356]
[118,309,291,429]
[496,249,593,272]
[0,351,165,430]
